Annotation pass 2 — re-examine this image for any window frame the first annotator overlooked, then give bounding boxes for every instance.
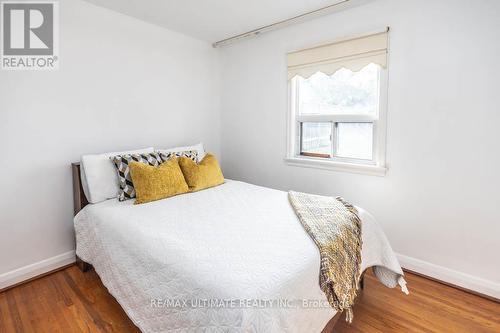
[285,65,388,176]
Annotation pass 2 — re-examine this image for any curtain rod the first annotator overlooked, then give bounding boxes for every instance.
[212,0,352,48]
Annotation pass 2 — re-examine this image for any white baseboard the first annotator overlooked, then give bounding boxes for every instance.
[397,253,500,300]
[0,251,76,290]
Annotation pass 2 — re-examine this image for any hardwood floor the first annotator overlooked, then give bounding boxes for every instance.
[336,272,500,333]
[0,265,498,332]
[0,266,140,333]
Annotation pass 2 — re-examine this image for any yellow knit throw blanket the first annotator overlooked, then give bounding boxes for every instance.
[288,191,362,323]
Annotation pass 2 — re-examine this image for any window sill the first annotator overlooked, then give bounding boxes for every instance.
[284,157,387,176]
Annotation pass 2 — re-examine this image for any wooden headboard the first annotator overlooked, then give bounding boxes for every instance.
[72,162,88,216]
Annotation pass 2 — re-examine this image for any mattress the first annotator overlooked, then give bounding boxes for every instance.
[74,180,405,332]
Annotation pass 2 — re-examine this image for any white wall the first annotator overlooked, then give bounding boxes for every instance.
[0,0,220,280]
[220,0,500,295]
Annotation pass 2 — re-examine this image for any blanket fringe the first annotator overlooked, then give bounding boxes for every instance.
[398,276,410,295]
[345,308,354,323]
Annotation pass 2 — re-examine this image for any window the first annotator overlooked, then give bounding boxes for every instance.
[285,29,389,176]
[300,122,332,158]
[294,64,379,161]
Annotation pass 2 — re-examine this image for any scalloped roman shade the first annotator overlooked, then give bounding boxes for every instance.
[287,29,389,79]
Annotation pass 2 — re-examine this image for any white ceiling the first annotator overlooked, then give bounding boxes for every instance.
[84,0,361,43]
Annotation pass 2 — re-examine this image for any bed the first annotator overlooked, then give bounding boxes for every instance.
[72,163,406,332]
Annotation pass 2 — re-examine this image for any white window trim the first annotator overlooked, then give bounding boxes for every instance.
[285,65,389,177]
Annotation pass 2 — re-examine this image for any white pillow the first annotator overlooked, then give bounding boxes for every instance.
[80,147,154,203]
[157,143,206,162]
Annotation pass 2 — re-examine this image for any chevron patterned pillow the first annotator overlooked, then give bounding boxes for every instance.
[111,152,163,201]
[159,150,198,163]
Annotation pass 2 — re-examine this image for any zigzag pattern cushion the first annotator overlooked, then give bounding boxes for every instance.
[159,150,198,163]
[111,153,163,201]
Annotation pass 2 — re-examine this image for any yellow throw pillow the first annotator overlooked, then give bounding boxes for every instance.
[178,154,224,192]
[129,158,189,204]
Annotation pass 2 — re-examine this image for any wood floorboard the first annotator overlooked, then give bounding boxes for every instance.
[0,265,498,332]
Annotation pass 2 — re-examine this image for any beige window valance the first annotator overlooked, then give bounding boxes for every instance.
[287,28,389,79]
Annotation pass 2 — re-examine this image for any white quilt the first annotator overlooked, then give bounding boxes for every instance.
[74,180,407,333]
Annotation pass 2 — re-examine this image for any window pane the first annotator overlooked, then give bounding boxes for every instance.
[297,63,380,115]
[300,122,332,158]
[337,123,373,160]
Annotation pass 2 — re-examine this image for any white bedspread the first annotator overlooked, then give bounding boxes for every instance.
[74,180,406,333]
